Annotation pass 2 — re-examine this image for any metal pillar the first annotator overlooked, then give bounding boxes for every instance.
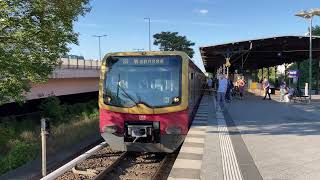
[41,118,47,177]
[274,66,277,86]
[316,59,319,94]
[298,62,301,91]
[309,17,313,101]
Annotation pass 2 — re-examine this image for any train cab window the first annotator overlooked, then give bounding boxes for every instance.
[104,56,182,108]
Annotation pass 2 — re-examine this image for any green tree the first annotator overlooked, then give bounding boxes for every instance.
[153,31,195,58]
[0,0,91,104]
[289,25,320,90]
[312,25,320,36]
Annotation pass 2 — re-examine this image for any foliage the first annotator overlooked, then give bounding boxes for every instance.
[0,98,98,174]
[258,67,277,84]
[0,0,91,104]
[312,25,320,36]
[39,96,64,121]
[0,142,37,174]
[288,25,320,89]
[289,59,318,88]
[0,126,15,154]
[153,31,195,58]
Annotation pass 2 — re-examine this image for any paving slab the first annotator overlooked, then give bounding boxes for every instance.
[226,94,320,180]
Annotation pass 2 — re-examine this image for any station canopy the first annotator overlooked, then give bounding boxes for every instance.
[200,35,320,72]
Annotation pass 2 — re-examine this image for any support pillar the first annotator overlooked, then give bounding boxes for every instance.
[274,66,277,86]
[298,62,301,91]
[316,59,319,94]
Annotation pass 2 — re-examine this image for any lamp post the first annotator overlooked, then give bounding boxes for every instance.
[92,34,108,61]
[144,17,151,51]
[295,8,320,102]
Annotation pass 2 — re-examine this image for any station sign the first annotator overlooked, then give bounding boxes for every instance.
[288,70,299,78]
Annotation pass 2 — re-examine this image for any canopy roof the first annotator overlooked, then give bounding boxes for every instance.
[200,35,320,72]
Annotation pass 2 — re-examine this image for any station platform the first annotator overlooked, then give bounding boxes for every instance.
[169,93,320,180]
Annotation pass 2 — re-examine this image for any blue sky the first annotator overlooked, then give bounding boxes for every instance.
[69,0,320,71]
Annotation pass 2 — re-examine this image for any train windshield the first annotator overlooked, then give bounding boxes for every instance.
[103,56,182,108]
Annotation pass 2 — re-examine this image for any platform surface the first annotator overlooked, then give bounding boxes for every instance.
[169,93,320,180]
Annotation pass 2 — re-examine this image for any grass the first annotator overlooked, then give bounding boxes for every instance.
[47,110,99,154]
[0,97,99,174]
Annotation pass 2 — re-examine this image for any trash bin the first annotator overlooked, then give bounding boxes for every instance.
[270,88,275,94]
[270,84,275,94]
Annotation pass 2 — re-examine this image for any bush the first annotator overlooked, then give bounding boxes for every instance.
[0,126,16,155]
[0,97,99,175]
[39,96,64,122]
[0,142,38,174]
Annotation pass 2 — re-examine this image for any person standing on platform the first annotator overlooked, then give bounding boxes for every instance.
[280,80,287,101]
[263,77,271,100]
[217,75,228,108]
[225,76,234,102]
[207,78,213,95]
[237,76,245,100]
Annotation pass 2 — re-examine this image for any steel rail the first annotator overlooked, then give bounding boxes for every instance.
[40,142,107,180]
[92,152,128,180]
[151,154,170,180]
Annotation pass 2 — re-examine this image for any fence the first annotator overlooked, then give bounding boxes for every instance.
[58,58,101,70]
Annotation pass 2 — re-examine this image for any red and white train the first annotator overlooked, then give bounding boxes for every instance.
[99,51,205,152]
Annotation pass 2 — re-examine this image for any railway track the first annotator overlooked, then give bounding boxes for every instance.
[49,143,177,180]
[94,152,167,180]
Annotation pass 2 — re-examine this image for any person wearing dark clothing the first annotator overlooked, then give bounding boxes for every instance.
[225,78,233,102]
[263,78,271,100]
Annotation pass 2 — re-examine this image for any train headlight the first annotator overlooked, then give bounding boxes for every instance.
[173,97,180,103]
[153,121,160,129]
[166,126,181,134]
[106,96,112,103]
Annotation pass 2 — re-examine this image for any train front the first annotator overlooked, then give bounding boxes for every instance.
[99,52,189,153]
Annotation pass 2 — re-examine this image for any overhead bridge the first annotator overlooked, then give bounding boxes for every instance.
[26,58,101,100]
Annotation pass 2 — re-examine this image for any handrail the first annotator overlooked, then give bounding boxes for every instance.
[57,58,101,70]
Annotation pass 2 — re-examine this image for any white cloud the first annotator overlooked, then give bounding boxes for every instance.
[193,9,209,15]
[199,9,209,14]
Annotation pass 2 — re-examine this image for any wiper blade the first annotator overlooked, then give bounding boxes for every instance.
[135,93,152,108]
[116,73,139,107]
[118,85,139,106]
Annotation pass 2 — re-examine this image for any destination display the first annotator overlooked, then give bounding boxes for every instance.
[110,56,180,66]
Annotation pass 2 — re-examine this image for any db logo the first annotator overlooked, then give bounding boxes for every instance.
[139,115,146,120]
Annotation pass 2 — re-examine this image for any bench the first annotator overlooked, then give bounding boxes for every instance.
[292,95,309,103]
[290,89,309,103]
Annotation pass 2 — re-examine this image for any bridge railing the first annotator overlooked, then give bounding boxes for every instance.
[57,58,101,70]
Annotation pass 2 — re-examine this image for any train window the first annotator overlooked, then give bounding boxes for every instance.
[103,55,182,108]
